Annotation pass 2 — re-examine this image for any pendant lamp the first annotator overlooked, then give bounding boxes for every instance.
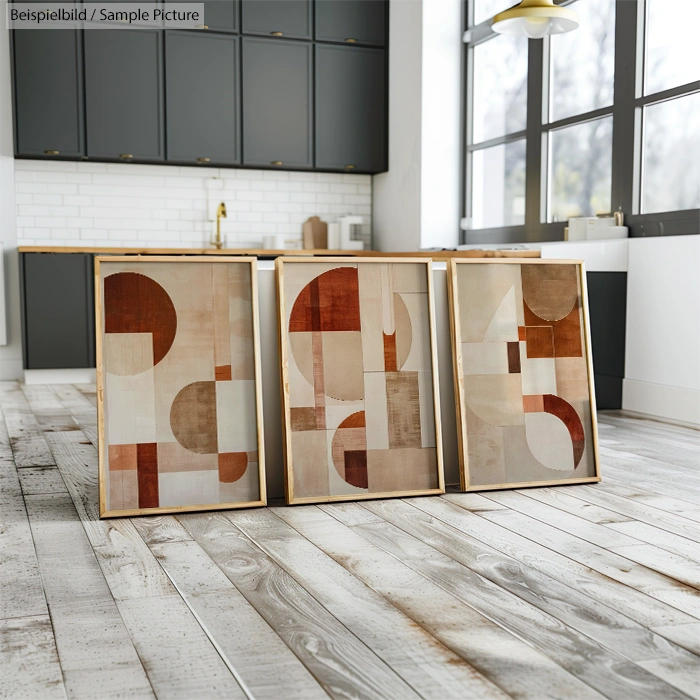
[492,0,579,39]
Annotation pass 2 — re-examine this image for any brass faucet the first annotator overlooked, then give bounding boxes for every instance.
[212,202,227,249]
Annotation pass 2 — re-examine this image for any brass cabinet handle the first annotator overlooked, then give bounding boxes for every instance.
[271,160,283,166]
[271,31,283,36]
[345,164,356,170]
[197,157,211,163]
[345,38,357,43]
[196,24,209,29]
[44,150,59,155]
[119,153,133,159]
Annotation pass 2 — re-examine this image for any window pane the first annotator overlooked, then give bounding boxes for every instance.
[474,0,514,26]
[548,117,613,222]
[645,0,700,95]
[471,140,526,229]
[473,35,528,143]
[550,0,615,122]
[642,93,700,213]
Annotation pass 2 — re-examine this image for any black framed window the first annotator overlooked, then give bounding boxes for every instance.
[462,0,700,243]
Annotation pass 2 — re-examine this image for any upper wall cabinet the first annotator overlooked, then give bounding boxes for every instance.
[12,29,84,158]
[84,29,164,162]
[241,0,312,40]
[315,0,387,47]
[242,38,313,168]
[166,32,240,165]
[315,45,386,173]
[171,0,239,33]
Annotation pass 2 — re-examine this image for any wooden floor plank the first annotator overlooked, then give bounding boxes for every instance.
[17,466,68,496]
[131,515,193,546]
[596,479,700,524]
[50,384,96,414]
[487,490,700,588]
[0,615,66,700]
[24,493,154,699]
[277,504,609,700]
[566,485,700,543]
[150,538,330,699]
[468,502,700,621]
[0,384,55,467]
[178,511,421,700]
[439,493,699,628]
[116,595,247,699]
[364,498,700,699]
[231,507,513,700]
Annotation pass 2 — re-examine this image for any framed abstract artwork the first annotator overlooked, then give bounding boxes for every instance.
[277,258,444,504]
[96,257,266,517]
[448,259,600,491]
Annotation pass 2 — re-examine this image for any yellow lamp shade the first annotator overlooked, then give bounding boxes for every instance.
[493,0,579,38]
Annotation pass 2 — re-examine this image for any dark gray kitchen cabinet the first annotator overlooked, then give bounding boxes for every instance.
[315,44,386,173]
[241,0,311,39]
[165,32,239,164]
[12,29,84,158]
[84,29,164,161]
[170,0,238,32]
[20,254,95,370]
[242,38,313,168]
[587,272,627,409]
[315,0,387,47]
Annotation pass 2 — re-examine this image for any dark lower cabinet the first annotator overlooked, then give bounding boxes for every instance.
[586,272,627,410]
[315,44,386,173]
[166,32,240,165]
[241,0,311,39]
[84,29,164,161]
[21,254,95,370]
[242,38,313,168]
[12,29,84,158]
[201,1,239,31]
[315,0,387,46]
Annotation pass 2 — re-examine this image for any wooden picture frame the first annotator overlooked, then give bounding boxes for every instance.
[447,258,601,492]
[96,256,266,517]
[277,257,445,504]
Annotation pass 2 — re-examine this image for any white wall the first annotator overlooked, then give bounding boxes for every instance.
[0,2,24,380]
[624,234,700,426]
[15,161,372,249]
[373,0,462,252]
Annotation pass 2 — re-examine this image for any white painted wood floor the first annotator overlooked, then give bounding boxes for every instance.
[2,381,700,700]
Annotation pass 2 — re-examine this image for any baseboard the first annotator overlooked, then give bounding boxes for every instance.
[24,368,96,385]
[0,358,25,381]
[622,378,700,428]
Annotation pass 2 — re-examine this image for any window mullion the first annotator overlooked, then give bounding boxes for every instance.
[610,0,642,217]
[525,38,546,241]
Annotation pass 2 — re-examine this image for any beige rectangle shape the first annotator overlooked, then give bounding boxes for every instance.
[357,263,385,372]
[364,371,389,450]
[216,380,258,454]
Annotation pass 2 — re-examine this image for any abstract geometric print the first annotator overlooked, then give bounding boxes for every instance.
[97,258,265,517]
[278,259,443,503]
[450,260,599,490]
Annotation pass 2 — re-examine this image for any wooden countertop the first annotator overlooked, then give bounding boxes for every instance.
[18,246,541,259]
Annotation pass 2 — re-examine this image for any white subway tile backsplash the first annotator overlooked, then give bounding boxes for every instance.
[15,160,373,248]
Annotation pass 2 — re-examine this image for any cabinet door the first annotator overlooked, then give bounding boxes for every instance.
[241,0,311,39]
[12,29,84,158]
[84,29,164,161]
[21,254,95,370]
[242,38,312,168]
[315,0,387,47]
[206,0,238,32]
[315,45,386,173]
[166,32,239,165]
